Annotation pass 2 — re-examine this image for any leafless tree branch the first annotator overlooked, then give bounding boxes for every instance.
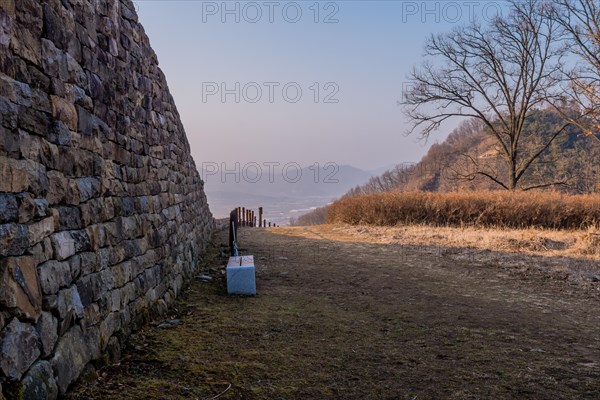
[403,0,571,190]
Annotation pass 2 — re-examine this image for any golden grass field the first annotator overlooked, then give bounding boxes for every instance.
[327,191,600,230]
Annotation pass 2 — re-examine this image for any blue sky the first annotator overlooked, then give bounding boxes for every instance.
[135,1,505,171]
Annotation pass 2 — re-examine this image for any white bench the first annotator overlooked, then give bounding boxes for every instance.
[226,255,256,295]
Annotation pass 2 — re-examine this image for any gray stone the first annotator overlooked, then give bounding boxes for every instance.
[87,71,104,100]
[28,216,55,246]
[30,86,50,112]
[41,38,67,79]
[47,120,72,146]
[18,104,50,136]
[21,360,59,400]
[0,4,14,46]
[71,229,91,252]
[0,157,48,195]
[78,251,98,276]
[82,302,100,327]
[33,198,49,218]
[117,215,140,240]
[50,95,77,131]
[42,3,66,47]
[0,318,40,379]
[68,254,81,280]
[50,325,100,395]
[111,261,131,288]
[0,256,42,321]
[0,96,18,129]
[0,193,18,223]
[67,35,81,63]
[50,231,76,260]
[76,105,94,135]
[64,83,91,109]
[120,281,136,307]
[0,72,32,106]
[58,308,75,336]
[17,132,57,172]
[32,236,53,265]
[17,192,36,223]
[0,223,29,256]
[11,24,41,64]
[28,66,51,93]
[0,125,20,154]
[14,81,33,107]
[57,285,84,320]
[83,221,104,250]
[37,259,71,294]
[99,312,121,350]
[121,3,138,22]
[46,170,67,205]
[65,52,86,87]
[42,294,58,311]
[76,272,103,306]
[56,206,82,230]
[35,311,58,357]
[110,289,121,312]
[119,196,135,216]
[99,245,124,269]
[57,147,94,177]
[0,310,7,330]
[75,177,100,202]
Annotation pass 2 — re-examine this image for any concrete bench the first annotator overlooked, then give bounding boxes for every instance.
[226,255,256,295]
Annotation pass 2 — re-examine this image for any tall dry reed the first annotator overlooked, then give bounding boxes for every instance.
[326,191,600,230]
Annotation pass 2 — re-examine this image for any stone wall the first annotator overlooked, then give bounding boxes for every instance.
[0,0,213,398]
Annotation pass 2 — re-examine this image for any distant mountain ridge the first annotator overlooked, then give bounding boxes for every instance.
[202,164,375,219]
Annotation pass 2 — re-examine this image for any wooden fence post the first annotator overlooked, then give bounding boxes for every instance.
[229,208,238,255]
[258,207,263,227]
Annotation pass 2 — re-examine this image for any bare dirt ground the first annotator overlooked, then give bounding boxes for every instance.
[68,225,600,399]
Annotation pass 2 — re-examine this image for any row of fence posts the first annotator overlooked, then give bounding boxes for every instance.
[229,206,278,255]
[232,206,278,228]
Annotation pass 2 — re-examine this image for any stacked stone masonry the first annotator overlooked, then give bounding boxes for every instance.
[0,0,214,398]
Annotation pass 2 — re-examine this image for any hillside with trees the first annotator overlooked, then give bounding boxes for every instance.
[347,109,600,196]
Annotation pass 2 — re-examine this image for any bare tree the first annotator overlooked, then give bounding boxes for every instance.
[404,0,570,190]
[552,0,600,142]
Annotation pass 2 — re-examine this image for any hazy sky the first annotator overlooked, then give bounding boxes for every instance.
[135,1,505,171]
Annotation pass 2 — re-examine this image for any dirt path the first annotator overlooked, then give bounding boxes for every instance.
[69,226,600,399]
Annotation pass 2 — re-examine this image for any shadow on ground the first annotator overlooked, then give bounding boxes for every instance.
[67,226,600,400]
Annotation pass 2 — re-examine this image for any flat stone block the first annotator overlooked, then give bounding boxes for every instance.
[226,256,255,296]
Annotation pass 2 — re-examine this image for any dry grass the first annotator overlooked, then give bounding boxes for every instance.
[327,191,600,230]
[326,224,600,260]
[66,228,600,399]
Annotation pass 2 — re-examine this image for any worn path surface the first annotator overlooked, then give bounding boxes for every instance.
[69,226,600,399]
